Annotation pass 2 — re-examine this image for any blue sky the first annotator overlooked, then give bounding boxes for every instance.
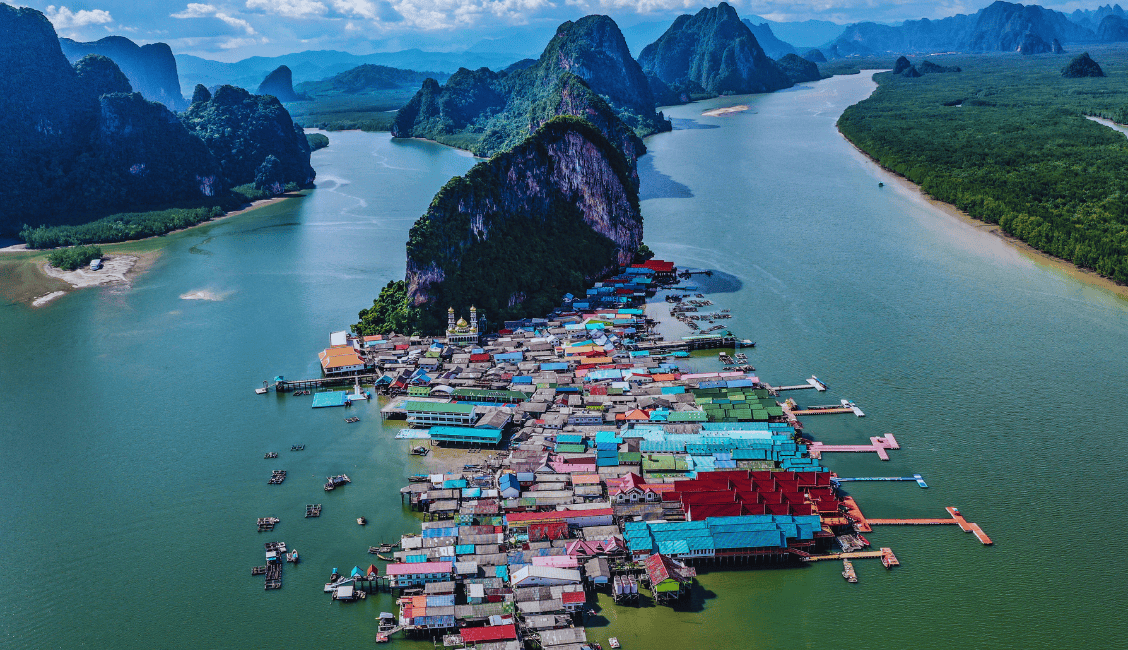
[19,1,1104,60]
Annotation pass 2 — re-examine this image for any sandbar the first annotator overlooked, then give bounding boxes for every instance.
[702,105,750,117]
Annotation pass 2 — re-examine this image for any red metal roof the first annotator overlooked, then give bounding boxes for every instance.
[561,591,587,604]
[459,624,517,643]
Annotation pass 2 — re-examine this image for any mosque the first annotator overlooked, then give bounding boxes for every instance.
[446,306,481,345]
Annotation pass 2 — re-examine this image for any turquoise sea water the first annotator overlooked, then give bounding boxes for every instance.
[2,72,1126,648]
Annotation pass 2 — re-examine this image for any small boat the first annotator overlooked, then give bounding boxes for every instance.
[357,517,367,525]
[880,547,900,569]
[377,554,394,561]
[410,446,429,456]
[408,474,430,482]
[287,550,299,563]
[609,638,621,649]
[842,559,858,583]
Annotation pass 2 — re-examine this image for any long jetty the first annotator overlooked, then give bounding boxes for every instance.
[273,374,381,392]
[833,474,928,488]
[844,498,993,545]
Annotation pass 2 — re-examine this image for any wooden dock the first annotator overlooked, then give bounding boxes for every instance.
[271,374,381,393]
[832,473,927,488]
[803,551,884,562]
[808,435,898,461]
[849,505,993,545]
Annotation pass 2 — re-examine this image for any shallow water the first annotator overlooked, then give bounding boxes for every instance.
[2,75,1126,648]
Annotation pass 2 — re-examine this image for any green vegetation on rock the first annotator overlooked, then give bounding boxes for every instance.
[392,15,669,158]
[639,2,792,98]
[838,52,1128,284]
[356,116,644,335]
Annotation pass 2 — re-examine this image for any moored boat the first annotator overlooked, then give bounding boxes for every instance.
[609,638,621,649]
[357,517,367,525]
[842,559,858,583]
[880,547,900,569]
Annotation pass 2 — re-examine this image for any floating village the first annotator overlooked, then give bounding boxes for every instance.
[254,258,991,648]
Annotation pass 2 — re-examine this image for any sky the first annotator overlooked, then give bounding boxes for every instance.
[16,0,1114,60]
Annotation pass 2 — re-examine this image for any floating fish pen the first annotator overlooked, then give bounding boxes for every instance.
[305,504,322,518]
[268,470,287,485]
[257,517,280,532]
[324,474,351,491]
[290,445,305,451]
[263,452,278,459]
[251,566,266,575]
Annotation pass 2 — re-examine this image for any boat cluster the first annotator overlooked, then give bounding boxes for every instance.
[268,470,287,485]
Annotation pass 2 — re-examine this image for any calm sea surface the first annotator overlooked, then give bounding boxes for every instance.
[2,72,1126,649]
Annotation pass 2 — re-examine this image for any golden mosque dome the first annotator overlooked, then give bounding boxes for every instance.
[456,318,469,328]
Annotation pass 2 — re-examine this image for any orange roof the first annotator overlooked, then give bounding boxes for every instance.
[571,474,603,485]
[319,346,363,369]
[622,409,650,421]
[651,373,677,382]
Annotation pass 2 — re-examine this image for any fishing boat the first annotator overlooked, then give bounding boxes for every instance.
[609,638,621,649]
[880,547,900,569]
[377,554,394,561]
[287,549,299,563]
[408,474,430,482]
[842,559,858,583]
[357,517,367,525]
[410,446,429,456]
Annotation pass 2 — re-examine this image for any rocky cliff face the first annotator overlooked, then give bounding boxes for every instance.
[257,65,305,102]
[775,54,822,84]
[392,14,668,158]
[639,2,791,97]
[60,36,186,110]
[181,85,315,188]
[400,117,643,333]
[0,4,314,236]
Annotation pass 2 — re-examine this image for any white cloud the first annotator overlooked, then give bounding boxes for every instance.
[43,5,113,28]
[172,3,257,34]
[171,3,220,18]
[246,0,329,17]
[216,12,257,33]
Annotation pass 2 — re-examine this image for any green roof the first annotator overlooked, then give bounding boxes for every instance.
[667,411,707,422]
[405,401,475,414]
[450,388,528,402]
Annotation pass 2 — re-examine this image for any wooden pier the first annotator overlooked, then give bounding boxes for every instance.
[833,473,928,488]
[808,435,898,461]
[802,550,884,562]
[844,502,993,545]
[271,374,381,393]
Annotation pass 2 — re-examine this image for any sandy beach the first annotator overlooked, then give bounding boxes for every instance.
[701,104,750,116]
[842,138,1128,301]
[2,193,301,306]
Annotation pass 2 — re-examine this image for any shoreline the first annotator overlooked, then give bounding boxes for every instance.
[840,136,1128,301]
[1,193,301,306]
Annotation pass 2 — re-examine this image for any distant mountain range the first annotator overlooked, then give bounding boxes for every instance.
[825,1,1126,57]
[176,50,523,98]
